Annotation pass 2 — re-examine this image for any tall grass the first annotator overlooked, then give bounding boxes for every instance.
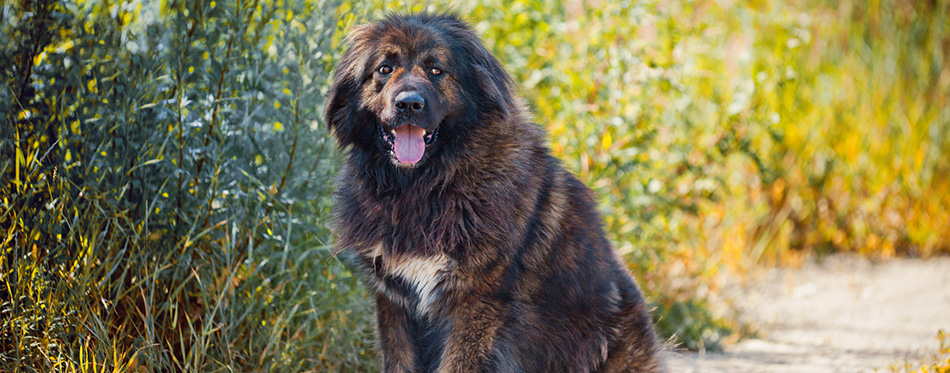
[1,0,377,370]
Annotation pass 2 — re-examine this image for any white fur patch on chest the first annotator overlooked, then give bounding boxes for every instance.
[370,244,450,316]
[390,254,449,316]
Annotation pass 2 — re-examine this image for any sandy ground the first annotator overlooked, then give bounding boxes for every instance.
[667,255,950,373]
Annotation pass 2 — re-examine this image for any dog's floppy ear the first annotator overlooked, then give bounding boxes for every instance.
[443,19,515,122]
[325,24,374,144]
[472,63,512,121]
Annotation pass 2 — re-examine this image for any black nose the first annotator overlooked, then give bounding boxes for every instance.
[394,91,425,112]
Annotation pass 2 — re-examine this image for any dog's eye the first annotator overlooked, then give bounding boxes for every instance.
[429,68,442,76]
[378,65,393,75]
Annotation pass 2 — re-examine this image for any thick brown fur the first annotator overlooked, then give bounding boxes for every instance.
[326,13,663,372]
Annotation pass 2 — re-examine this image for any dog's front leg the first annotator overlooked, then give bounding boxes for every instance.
[375,293,417,373]
[436,294,505,373]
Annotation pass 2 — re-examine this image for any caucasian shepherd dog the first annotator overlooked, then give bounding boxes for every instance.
[326,13,662,372]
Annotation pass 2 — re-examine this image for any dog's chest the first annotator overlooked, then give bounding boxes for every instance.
[370,245,450,316]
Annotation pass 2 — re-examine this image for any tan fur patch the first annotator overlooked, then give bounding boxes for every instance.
[389,253,450,316]
[370,243,450,316]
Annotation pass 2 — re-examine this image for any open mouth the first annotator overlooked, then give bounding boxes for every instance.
[378,124,438,165]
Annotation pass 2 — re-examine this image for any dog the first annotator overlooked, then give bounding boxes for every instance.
[325,12,662,372]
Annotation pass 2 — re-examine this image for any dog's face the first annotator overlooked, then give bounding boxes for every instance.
[361,33,456,166]
[325,14,514,169]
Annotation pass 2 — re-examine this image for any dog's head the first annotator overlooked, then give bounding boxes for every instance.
[325,13,514,168]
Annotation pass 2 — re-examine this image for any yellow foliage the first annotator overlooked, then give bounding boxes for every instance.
[890,331,950,373]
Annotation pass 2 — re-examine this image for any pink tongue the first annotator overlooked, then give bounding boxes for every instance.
[393,125,426,164]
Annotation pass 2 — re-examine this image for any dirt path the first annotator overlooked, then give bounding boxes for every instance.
[667,255,950,372]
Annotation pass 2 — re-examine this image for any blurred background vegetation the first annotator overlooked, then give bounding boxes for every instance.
[2,0,947,370]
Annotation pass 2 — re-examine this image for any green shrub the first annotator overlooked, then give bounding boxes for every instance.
[1,0,376,370]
